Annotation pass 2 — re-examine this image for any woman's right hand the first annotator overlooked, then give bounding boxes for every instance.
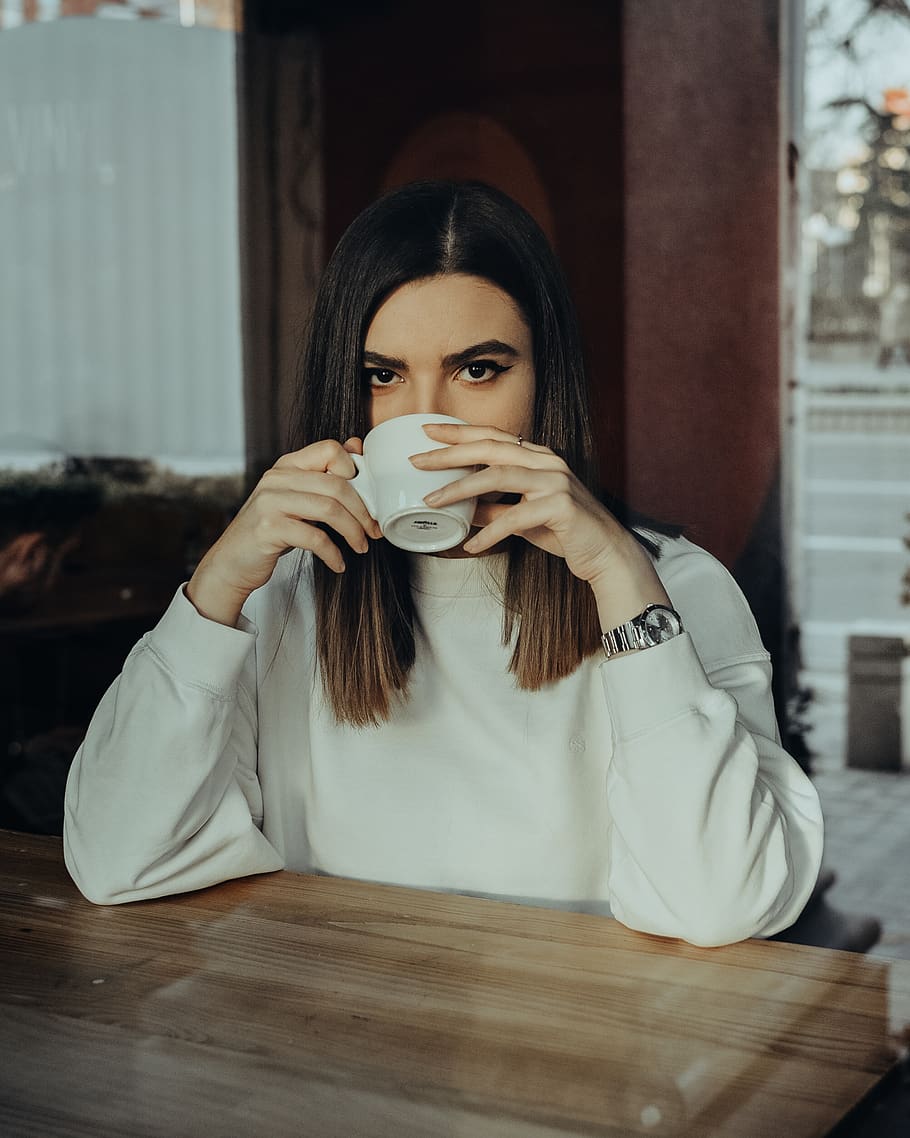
[186,439,381,626]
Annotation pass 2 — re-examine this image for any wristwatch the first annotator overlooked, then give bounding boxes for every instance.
[601,604,684,659]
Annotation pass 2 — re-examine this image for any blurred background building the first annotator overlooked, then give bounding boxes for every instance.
[0,0,239,32]
[795,0,910,772]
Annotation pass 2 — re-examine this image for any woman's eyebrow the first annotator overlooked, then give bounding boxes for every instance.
[441,340,520,370]
[363,350,407,371]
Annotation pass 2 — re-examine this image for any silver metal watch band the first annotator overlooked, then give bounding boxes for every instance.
[600,623,646,658]
[600,604,684,660]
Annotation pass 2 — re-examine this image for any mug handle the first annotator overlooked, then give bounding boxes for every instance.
[348,453,377,519]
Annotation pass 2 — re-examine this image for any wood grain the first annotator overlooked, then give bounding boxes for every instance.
[1,830,908,1137]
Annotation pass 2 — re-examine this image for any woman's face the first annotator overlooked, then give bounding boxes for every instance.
[363,273,536,436]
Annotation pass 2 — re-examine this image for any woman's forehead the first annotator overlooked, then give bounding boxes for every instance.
[366,274,530,345]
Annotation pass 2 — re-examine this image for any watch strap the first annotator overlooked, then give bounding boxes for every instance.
[601,604,684,660]
[601,622,649,657]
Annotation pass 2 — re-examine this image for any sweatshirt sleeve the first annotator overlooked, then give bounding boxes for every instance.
[63,586,285,904]
[600,542,824,947]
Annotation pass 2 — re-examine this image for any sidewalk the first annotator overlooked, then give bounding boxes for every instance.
[800,343,910,390]
[794,342,910,962]
[813,766,910,961]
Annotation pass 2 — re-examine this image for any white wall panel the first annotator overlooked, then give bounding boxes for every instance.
[0,19,244,472]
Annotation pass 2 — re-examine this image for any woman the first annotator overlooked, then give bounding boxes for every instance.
[64,181,823,946]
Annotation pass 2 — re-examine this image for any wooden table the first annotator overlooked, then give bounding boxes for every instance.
[1,831,908,1137]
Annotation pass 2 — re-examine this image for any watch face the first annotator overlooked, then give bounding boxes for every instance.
[642,606,683,644]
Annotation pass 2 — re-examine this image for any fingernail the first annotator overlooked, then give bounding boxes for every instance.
[409,453,427,466]
[424,490,442,505]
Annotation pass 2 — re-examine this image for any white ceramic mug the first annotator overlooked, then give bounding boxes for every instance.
[349,414,477,552]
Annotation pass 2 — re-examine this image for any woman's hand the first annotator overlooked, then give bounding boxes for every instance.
[187,439,381,627]
[412,423,671,627]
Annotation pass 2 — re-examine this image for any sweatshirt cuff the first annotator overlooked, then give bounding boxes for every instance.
[146,585,258,697]
[599,632,723,739]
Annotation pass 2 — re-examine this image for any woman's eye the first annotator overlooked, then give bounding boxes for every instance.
[364,368,400,388]
[458,360,507,384]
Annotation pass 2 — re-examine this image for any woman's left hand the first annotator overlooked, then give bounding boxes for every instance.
[412,423,661,594]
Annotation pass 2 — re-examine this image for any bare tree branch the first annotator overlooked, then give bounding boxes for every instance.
[837,0,910,58]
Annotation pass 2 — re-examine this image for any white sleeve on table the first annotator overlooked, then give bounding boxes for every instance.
[63,586,285,904]
[601,542,824,947]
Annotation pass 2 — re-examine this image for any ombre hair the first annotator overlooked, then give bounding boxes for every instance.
[291,180,671,726]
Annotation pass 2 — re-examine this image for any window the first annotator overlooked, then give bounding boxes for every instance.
[0,0,244,473]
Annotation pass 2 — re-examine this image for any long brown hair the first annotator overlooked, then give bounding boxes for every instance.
[292,181,666,726]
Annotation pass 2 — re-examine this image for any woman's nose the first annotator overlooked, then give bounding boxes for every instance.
[399,380,454,418]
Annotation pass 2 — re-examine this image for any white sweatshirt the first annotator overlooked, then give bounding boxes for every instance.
[63,535,823,947]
